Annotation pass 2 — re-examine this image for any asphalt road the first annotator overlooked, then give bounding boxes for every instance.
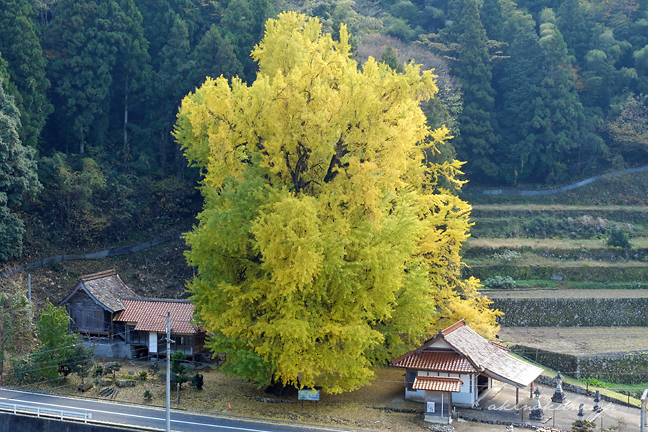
[0,388,339,432]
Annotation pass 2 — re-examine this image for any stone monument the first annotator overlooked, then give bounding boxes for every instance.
[551,371,567,403]
[530,387,544,420]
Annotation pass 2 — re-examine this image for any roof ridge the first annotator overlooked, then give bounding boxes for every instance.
[415,376,462,381]
[80,269,117,282]
[121,297,191,303]
[441,319,466,335]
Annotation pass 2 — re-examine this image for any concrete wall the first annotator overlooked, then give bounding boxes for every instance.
[87,341,134,359]
[0,412,142,432]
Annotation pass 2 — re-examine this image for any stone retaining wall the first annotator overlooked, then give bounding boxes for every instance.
[512,345,648,384]
[491,298,648,327]
[466,265,648,283]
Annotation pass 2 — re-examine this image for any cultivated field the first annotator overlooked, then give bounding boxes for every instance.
[498,326,648,356]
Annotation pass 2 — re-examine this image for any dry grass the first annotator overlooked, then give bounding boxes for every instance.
[499,326,648,356]
[466,237,648,249]
[12,363,432,432]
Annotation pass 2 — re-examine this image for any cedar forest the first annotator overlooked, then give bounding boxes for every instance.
[1,0,647,259]
[0,0,647,391]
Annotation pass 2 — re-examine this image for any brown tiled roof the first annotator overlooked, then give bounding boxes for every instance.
[60,269,136,312]
[412,376,462,392]
[116,298,198,334]
[442,321,543,388]
[391,350,477,373]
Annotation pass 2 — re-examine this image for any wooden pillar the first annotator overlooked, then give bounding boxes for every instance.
[110,312,114,340]
[192,335,196,364]
[516,387,519,408]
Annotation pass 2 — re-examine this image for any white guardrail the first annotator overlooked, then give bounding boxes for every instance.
[0,401,92,423]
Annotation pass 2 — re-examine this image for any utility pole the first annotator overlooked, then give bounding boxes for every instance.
[166,312,171,432]
[641,389,647,432]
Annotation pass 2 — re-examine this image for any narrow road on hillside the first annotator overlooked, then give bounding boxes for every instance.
[0,388,338,432]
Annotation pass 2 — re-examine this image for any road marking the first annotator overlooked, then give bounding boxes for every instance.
[0,395,285,432]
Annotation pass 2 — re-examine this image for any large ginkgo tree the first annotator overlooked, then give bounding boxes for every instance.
[174,12,500,393]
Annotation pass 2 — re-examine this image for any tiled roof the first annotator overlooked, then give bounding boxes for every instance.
[116,298,199,334]
[442,322,543,388]
[412,376,462,392]
[60,269,136,313]
[391,350,477,373]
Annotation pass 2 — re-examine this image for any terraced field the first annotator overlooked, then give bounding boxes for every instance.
[463,172,648,380]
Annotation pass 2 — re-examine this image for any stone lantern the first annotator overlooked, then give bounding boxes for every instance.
[551,371,566,403]
[577,403,585,421]
[530,387,544,420]
[593,390,601,412]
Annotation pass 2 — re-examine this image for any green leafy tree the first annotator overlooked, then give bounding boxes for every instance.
[453,0,500,180]
[557,0,590,62]
[0,75,41,260]
[112,0,150,155]
[37,153,107,242]
[498,12,546,182]
[380,44,404,72]
[145,12,192,172]
[33,300,77,381]
[533,8,585,182]
[605,94,648,156]
[170,350,189,390]
[60,337,94,383]
[189,24,244,88]
[220,0,256,80]
[44,0,125,153]
[175,12,500,393]
[0,278,35,374]
[0,0,53,148]
[607,226,632,249]
[480,0,504,41]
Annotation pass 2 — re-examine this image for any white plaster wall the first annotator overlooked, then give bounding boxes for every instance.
[149,331,157,353]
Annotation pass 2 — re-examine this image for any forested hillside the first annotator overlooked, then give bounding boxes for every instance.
[0,0,646,261]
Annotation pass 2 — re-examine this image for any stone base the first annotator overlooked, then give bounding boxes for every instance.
[551,392,567,403]
[530,408,544,420]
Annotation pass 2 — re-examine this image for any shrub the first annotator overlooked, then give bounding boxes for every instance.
[191,373,204,390]
[143,390,153,400]
[607,226,631,249]
[482,276,517,290]
[138,371,148,381]
[148,362,160,377]
[493,250,522,262]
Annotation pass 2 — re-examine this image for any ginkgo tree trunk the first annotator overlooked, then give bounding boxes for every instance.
[174,11,500,394]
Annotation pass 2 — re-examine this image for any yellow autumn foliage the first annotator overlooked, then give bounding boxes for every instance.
[174,12,500,393]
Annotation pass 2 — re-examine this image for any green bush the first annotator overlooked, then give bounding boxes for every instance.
[482,276,517,290]
[191,373,204,390]
[607,226,631,249]
[143,390,152,400]
[493,249,522,262]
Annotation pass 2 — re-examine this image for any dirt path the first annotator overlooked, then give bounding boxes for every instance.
[483,289,648,298]
[498,326,648,356]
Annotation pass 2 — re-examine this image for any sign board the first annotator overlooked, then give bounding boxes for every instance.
[298,389,320,401]
[427,402,435,413]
